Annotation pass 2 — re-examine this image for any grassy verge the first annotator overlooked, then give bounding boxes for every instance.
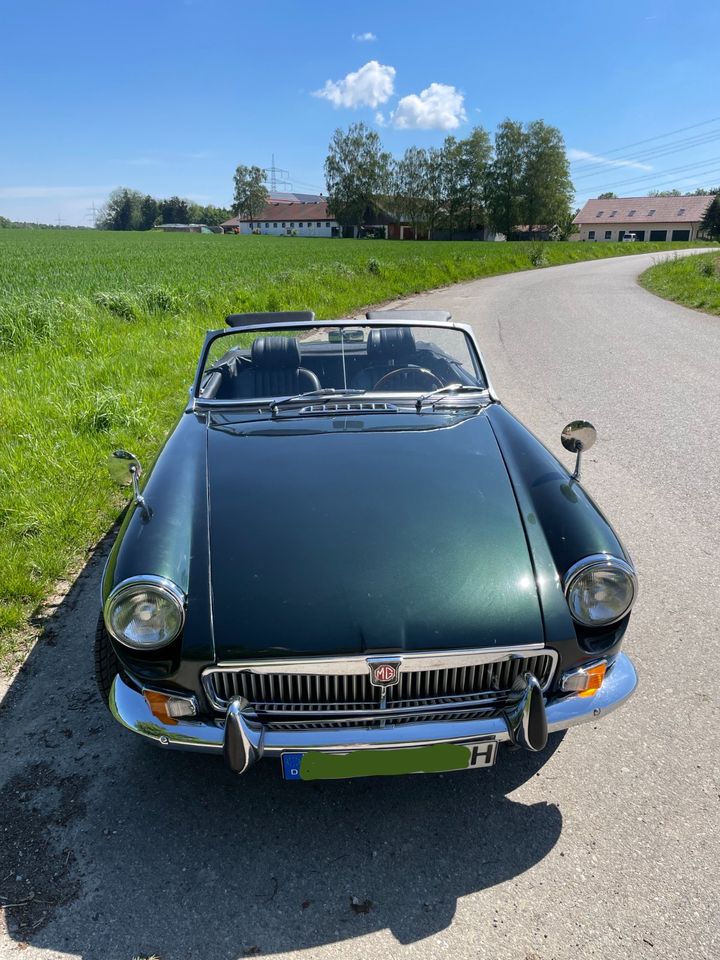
[0,230,714,663]
[639,251,720,316]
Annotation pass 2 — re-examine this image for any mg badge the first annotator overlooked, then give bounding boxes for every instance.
[368,659,401,687]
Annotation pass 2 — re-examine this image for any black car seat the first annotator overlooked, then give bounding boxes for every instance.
[351,327,418,390]
[234,336,320,398]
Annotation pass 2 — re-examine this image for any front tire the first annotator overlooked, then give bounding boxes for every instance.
[94,613,120,706]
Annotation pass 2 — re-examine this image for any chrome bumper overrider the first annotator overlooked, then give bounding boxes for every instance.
[109,653,638,774]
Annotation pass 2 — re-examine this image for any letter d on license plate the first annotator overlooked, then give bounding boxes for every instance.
[282,739,498,781]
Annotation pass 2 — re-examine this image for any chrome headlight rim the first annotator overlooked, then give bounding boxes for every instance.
[563,554,637,628]
[104,574,186,650]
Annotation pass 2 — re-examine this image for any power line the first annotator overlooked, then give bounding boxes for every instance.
[570,115,720,166]
[574,155,720,193]
[578,168,720,201]
[291,177,326,192]
[572,128,720,180]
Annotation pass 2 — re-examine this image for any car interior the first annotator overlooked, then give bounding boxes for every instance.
[200,326,484,401]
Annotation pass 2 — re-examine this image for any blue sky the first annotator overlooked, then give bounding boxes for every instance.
[1,0,719,225]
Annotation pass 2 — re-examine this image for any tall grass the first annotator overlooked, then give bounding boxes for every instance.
[640,252,720,315]
[0,230,713,656]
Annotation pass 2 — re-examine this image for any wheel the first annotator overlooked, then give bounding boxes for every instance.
[94,612,120,706]
[373,366,444,391]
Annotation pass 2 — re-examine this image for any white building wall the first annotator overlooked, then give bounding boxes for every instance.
[238,220,337,237]
[577,221,699,242]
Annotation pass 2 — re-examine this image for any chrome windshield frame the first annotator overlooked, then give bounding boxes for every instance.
[190,318,498,410]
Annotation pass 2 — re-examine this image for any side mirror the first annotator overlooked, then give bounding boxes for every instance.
[108,449,142,486]
[108,450,150,518]
[561,421,597,481]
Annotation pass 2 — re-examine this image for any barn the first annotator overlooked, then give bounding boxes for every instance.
[573,195,716,242]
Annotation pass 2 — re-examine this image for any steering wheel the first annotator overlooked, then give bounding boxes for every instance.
[373,367,444,391]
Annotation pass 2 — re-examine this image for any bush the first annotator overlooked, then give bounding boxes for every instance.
[696,258,716,278]
[94,291,140,321]
[367,258,381,276]
[528,242,549,267]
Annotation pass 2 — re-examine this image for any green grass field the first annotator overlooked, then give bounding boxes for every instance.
[640,251,720,316]
[0,229,714,662]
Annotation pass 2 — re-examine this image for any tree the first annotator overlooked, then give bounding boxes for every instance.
[391,146,430,235]
[700,196,720,239]
[232,165,268,230]
[461,127,492,229]
[159,196,190,224]
[97,188,144,230]
[424,146,448,233]
[444,127,492,231]
[0,215,11,228]
[187,203,232,226]
[647,189,683,197]
[324,122,391,235]
[520,120,573,236]
[485,119,526,237]
[598,192,617,199]
[138,194,158,230]
[693,186,720,196]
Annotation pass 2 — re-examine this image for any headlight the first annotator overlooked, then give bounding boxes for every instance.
[563,555,637,627]
[104,576,185,650]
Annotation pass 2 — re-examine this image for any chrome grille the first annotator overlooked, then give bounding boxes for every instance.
[264,705,501,731]
[204,652,556,727]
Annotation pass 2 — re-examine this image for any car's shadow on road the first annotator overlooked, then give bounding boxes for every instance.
[1,539,564,958]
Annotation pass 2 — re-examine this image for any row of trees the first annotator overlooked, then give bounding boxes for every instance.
[324,120,574,237]
[99,167,272,231]
[98,188,230,231]
[0,216,90,229]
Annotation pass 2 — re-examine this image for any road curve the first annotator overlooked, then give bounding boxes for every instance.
[0,250,717,960]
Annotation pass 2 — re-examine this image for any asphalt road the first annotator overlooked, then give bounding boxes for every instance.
[1,249,718,960]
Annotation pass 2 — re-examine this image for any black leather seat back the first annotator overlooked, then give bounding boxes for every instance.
[367,327,417,360]
[234,336,320,398]
[351,327,418,389]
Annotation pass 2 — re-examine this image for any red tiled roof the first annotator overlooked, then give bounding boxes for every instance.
[222,200,333,226]
[573,195,715,225]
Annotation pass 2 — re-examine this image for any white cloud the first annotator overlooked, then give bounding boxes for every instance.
[392,83,467,131]
[375,111,386,127]
[352,32,377,42]
[568,149,653,171]
[313,60,395,109]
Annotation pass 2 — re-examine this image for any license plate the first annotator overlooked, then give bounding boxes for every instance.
[281,739,497,781]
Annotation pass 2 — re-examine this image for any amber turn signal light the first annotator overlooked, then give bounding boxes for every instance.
[143,689,197,725]
[560,660,608,697]
[578,661,607,697]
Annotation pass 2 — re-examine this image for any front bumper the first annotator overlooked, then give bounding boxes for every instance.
[109,652,638,772]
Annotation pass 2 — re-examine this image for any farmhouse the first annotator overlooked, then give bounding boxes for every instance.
[573,195,716,242]
[222,200,339,237]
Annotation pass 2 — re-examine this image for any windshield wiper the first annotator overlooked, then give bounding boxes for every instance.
[415,383,487,412]
[270,388,366,414]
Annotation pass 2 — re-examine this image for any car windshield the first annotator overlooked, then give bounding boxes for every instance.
[196,323,486,403]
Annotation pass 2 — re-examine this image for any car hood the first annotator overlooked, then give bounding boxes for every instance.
[206,411,544,660]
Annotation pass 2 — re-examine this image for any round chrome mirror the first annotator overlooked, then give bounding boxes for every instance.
[561,421,597,454]
[108,449,142,486]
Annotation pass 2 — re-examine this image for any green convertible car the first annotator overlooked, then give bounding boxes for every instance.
[98,309,638,781]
